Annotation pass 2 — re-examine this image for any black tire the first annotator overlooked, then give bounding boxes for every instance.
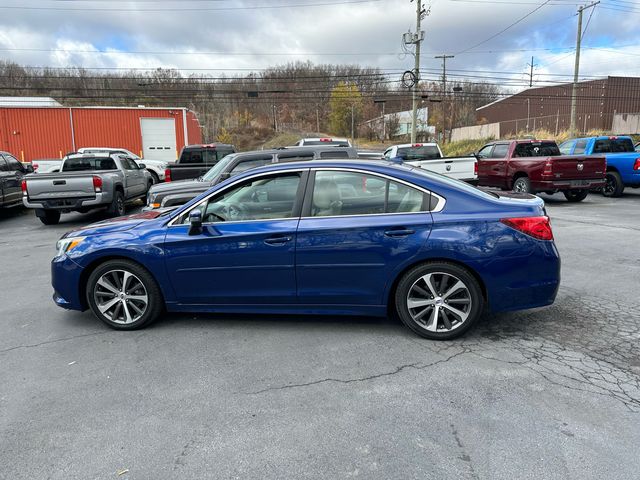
[512,176,531,194]
[37,209,61,225]
[563,189,589,202]
[86,259,164,330]
[107,190,126,217]
[149,171,159,184]
[395,262,484,340]
[602,171,624,197]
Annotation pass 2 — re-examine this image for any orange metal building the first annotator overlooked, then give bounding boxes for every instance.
[0,105,203,162]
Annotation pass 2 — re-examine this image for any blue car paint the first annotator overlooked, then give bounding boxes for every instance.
[52,160,560,318]
[561,136,640,187]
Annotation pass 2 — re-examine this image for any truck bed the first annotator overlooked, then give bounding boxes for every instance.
[405,155,477,182]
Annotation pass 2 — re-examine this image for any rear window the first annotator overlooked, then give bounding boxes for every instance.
[513,142,560,157]
[302,140,350,147]
[277,152,314,162]
[397,145,441,160]
[593,138,634,153]
[320,150,350,159]
[63,157,117,171]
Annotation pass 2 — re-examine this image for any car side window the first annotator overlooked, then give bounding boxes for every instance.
[383,149,393,159]
[574,139,587,154]
[310,171,428,217]
[120,158,136,170]
[229,156,272,177]
[490,144,509,158]
[559,140,574,155]
[0,157,8,171]
[4,155,24,172]
[184,172,302,224]
[477,145,493,158]
[277,152,314,162]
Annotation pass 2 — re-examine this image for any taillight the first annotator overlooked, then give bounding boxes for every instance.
[634,158,640,170]
[33,163,39,171]
[501,216,553,241]
[474,161,478,176]
[320,138,332,142]
[542,160,553,178]
[165,168,172,182]
[92,175,102,193]
[21,179,27,195]
[412,143,423,147]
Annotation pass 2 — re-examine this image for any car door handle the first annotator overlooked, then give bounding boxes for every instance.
[384,229,415,237]
[264,236,292,245]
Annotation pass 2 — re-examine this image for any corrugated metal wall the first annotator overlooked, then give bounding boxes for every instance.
[0,106,201,162]
[475,77,640,136]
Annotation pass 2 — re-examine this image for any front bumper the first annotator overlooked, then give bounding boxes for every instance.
[51,255,86,311]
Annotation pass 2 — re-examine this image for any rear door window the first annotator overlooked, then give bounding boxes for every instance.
[574,139,588,154]
[490,144,509,158]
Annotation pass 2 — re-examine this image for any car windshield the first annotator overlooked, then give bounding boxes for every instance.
[201,154,235,181]
[397,145,441,160]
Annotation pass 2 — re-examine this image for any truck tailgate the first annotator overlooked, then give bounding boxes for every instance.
[407,156,476,181]
[548,155,606,181]
[25,174,96,200]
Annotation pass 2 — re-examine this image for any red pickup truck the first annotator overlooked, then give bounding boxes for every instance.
[476,140,606,202]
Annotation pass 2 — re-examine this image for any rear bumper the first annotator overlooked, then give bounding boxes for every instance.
[533,178,605,191]
[51,255,86,311]
[24,192,110,210]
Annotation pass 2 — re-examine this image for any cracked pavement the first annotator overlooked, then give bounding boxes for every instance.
[1,192,639,479]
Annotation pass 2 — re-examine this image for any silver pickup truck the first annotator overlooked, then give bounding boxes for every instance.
[23,153,152,225]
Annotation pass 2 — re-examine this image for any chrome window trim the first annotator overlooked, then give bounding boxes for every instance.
[167,168,308,227]
[167,165,446,227]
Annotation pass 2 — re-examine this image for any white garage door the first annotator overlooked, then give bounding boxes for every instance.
[140,118,177,161]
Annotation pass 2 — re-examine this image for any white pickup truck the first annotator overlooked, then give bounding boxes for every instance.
[383,143,478,184]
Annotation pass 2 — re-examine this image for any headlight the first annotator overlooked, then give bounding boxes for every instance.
[56,236,85,257]
[147,192,161,209]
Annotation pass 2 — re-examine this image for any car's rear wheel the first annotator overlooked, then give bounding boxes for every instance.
[563,189,589,202]
[86,260,163,330]
[602,171,624,197]
[395,262,484,340]
[512,176,531,194]
[37,209,61,225]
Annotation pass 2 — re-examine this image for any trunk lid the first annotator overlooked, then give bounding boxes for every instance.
[24,173,96,200]
[546,155,606,180]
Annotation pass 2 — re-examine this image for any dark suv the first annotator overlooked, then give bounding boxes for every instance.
[146,145,358,210]
[166,143,236,182]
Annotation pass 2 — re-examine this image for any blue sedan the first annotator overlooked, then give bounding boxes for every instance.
[51,160,560,340]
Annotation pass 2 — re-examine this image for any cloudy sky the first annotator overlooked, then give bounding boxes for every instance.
[0,0,638,92]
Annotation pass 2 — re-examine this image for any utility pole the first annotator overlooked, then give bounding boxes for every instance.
[409,0,425,144]
[351,104,355,143]
[435,54,454,143]
[316,106,320,134]
[527,56,537,87]
[569,1,599,135]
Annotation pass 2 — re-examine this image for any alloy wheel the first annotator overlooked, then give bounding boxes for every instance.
[406,272,472,332]
[513,179,528,193]
[603,175,615,195]
[93,269,149,324]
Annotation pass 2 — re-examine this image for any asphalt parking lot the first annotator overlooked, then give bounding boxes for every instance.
[1,191,639,479]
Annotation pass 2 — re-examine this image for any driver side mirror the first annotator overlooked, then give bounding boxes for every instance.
[138,163,146,169]
[24,163,34,173]
[188,209,203,236]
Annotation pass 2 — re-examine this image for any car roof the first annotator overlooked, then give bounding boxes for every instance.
[184,143,234,149]
[229,146,356,157]
[65,153,117,159]
[393,143,439,147]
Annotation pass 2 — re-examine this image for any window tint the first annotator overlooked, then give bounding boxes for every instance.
[121,158,138,170]
[397,145,441,160]
[320,150,349,159]
[63,157,117,171]
[593,138,634,153]
[4,155,24,172]
[574,139,588,154]
[311,171,427,217]
[277,152,315,162]
[477,145,493,158]
[0,157,8,171]
[229,157,272,176]
[513,142,560,157]
[189,173,301,224]
[183,150,203,164]
[491,144,509,158]
[559,141,574,155]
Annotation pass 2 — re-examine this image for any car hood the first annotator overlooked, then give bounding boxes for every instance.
[150,179,204,194]
[64,210,167,238]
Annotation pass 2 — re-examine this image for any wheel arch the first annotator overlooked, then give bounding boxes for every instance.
[78,255,165,310]
[386,257,488,315]
[606,165,619,173]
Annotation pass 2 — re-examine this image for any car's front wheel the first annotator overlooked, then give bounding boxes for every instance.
[395,262,484,340]
[86,259,163,330]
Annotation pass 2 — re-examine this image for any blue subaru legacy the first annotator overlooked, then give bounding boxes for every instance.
[52,160,560,340]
